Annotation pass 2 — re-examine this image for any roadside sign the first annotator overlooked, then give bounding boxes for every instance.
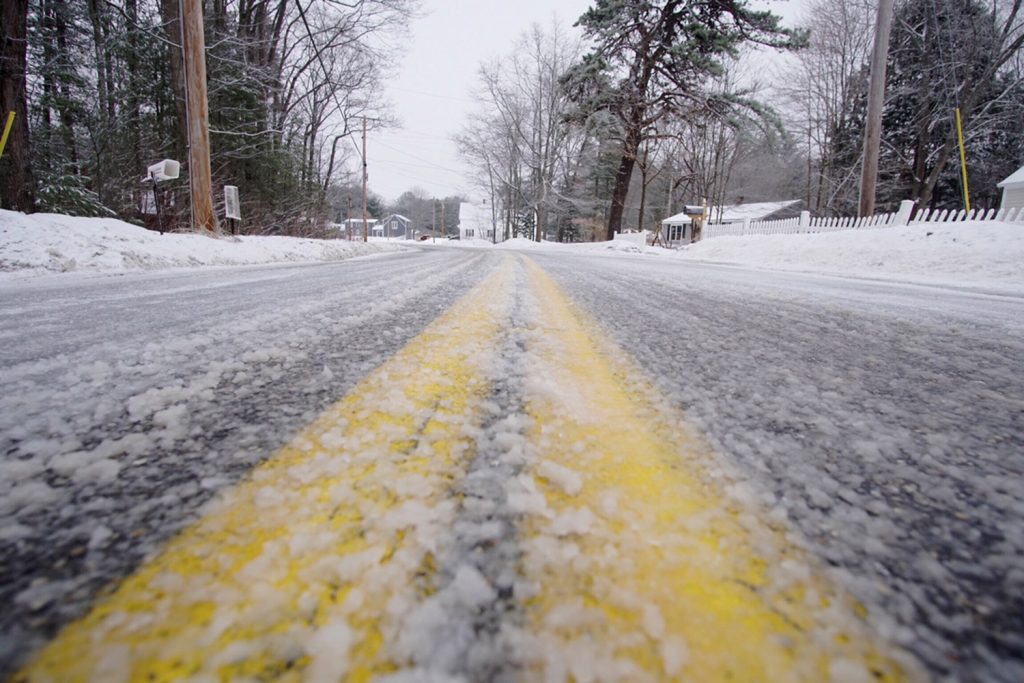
[224,185,241,220]
[141,189,157,215]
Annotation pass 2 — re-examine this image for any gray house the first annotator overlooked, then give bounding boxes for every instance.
[377,214,411,238]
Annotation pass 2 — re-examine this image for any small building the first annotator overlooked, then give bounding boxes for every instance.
[660,205,707,245]
[335,218,378,239]
[997,165,1024,210]
[660,200,803,245]
[458,201,495,241]
[377,214,411,239]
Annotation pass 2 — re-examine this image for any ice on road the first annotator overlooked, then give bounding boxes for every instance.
[1,247,1022,681]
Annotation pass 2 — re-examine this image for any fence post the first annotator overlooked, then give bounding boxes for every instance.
[799,211,810,232]
[893,199,914,226]
[742,217,750,235]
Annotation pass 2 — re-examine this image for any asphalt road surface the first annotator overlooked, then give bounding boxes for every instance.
[1,247,1021,682]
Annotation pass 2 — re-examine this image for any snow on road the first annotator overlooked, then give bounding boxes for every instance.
[2,215,1023,680]
[532,251,1024,682]
[0,250,494,675]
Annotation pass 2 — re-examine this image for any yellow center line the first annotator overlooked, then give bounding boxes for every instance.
[514,256,923,682]
[15,259,515,683]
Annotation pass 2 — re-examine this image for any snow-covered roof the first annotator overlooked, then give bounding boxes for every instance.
[708,200,802,223]
[663,200,801,225]
[997,165,1024,189]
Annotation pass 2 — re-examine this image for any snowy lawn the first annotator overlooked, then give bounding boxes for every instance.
[446,221,1024,291]
[673,221,1024,290]
[0,210,411,280]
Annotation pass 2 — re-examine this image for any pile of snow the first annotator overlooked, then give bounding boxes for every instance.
[672,221,1024,289]
[446,221,1024,290]
[0,210,411,279]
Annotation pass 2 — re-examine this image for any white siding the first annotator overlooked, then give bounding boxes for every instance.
[1001,186,1024,211]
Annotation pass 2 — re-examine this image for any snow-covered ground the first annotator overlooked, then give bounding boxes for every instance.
[0,210,411,280]
[451,221,1024,291]
[4,210,1021,292]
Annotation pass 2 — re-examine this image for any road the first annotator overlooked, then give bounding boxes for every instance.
[1,247,1022,682]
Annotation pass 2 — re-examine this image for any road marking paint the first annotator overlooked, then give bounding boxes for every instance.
[15,261,514,683]
[513,257,922,682]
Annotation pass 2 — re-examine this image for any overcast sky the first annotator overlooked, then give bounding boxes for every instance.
[368,0,809,204]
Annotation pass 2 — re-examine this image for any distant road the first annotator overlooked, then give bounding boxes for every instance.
[2,247,1021,681]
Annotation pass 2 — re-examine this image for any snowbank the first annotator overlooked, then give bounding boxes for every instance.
[673,221,1024,289]
[5,209,1021,291]
[441,221,1024,290]
[0,210,411,280]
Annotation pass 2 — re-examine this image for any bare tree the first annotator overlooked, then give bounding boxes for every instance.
[778,0,875,214]
[457,20,582,241]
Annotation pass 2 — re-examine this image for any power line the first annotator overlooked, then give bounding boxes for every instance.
[372,141,465,174]
[389,85,477,104]
[375,158,466,175]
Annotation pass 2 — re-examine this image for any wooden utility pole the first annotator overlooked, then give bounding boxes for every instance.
[361,118,368,242]
[858,0,895,217]
[181,0,217,231]
[441,200,446,240]
[432,201,436,243]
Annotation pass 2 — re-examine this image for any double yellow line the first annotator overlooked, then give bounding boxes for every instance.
[16,256,921,682]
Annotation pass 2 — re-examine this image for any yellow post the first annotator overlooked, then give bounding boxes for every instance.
[955,107,971,213]
[0,111,15,160]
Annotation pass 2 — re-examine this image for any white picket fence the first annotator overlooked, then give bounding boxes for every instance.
[702,200,1024,240]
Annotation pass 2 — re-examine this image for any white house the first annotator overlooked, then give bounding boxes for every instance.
[458,202,495,241]
[997,165,1024,210]
[334,218,378,239]
[660,205,706,245]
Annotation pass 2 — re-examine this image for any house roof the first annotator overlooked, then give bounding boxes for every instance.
[663,200,802,225]
[997,165,1024,188]
[379,213,410,223]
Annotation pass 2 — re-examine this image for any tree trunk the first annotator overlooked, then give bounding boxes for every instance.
[606,124,638,240]
[637,143,649,232]
[160,0,188,165]
[914,136,956,211]
[124,0,142,177]
[53,0,79,170]
[0,0,36,211]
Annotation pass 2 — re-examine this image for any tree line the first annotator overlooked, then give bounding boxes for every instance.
[0,0,411,234]
[2,0,1021,240]
[457,0,1023,242]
